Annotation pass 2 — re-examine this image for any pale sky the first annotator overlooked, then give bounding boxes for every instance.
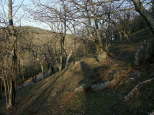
[0,0,151,30]
[0,0,52,30]
[15,0,51,30]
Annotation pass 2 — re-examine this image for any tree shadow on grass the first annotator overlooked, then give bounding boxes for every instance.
[109,44,135,65]
[74,61,119,115]
[79,61,109,86]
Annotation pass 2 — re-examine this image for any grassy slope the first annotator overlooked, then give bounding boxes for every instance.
[16,26,84,64]
[11,58,127,115]
[1,28,154,115]
[13,26,85,82]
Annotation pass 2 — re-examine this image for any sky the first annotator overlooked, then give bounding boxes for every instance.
[15,0,51,30]
[0,0,152,30]
[0,0,52,30]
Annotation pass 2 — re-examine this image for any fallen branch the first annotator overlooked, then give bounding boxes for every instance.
[124,77,154,102]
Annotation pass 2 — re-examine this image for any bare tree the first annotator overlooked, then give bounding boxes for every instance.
[131,0,154,34]
[0,0,18,109]
[65,0,131,55]
[29,0,74,71]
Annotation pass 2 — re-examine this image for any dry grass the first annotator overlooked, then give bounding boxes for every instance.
[1,27,154,115]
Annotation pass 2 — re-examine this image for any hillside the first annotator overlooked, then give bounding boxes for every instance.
[1,28,154,115]
[0,26,90,81]
[0,25,154,115]
[0,57,128,115]
[15,26,82,54]
[1,0,154,114]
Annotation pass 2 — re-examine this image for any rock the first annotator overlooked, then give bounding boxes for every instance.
[91,81,110,91]
[23,81,34,87]
[150,112,154,115]
[74,85,85,92]
[75,81,111,92]
[129,71,141,80]
[129,77,135,80]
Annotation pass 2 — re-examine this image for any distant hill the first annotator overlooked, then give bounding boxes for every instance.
[0,26,95,80]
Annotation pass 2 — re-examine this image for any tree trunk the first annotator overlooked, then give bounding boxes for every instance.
[152,0,154,19]
[8,0,13,26]
[40,62,44,76]
[65,52,72,67]
[132,0,154,35]
[132,0,154,65]
[3,0,17,109]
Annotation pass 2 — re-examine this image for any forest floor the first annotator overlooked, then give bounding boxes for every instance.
[0,29,154,115]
